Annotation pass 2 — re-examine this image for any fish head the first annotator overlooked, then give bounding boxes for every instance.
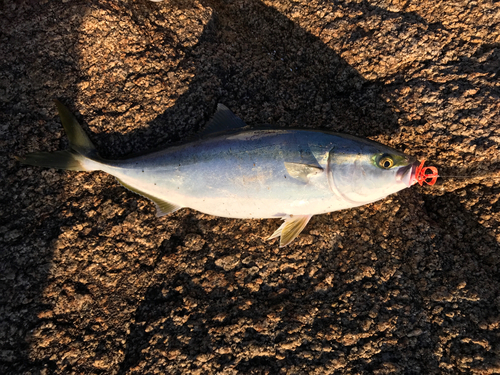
[327,136,419,205]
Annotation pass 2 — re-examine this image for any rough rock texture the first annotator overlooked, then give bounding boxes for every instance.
[1,0,500,373]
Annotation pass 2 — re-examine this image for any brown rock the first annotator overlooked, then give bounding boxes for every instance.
[2,0,500,374]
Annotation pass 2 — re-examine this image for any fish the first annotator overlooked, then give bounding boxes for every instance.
[17,100,424,247]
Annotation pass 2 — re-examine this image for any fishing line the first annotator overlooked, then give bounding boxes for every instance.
[416,160,500,184]
[438,175,496,178]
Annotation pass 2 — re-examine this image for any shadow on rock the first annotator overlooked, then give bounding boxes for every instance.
[111,0,500,373]
[4,0,499,373]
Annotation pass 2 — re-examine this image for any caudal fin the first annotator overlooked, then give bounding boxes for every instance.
[16,100,100,171]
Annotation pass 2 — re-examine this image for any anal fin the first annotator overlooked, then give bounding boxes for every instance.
[268,214,313,247]
[116,178,182,217]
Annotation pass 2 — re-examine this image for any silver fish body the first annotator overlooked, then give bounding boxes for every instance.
[94,129,415,218]
[18,102,419,246]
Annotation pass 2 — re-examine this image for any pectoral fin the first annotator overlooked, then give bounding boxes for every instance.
[284,162,323,183]
[268,214,313,247]
[116,178,182,217]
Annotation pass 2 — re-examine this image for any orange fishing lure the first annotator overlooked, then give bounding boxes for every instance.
[414,160,439,186]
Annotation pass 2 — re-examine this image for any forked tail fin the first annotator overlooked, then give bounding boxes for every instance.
[16,100,100,171]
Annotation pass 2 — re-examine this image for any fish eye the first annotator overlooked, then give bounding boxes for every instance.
[378,155,394,169]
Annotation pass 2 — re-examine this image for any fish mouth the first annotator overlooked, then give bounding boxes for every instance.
[396,161,420,187]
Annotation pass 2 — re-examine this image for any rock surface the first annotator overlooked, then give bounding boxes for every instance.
[1,0,499,373]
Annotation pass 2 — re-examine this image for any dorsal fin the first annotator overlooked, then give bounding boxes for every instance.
[199,104,248,136]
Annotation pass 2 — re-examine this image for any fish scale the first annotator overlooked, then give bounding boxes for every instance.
[17,101,422,246]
